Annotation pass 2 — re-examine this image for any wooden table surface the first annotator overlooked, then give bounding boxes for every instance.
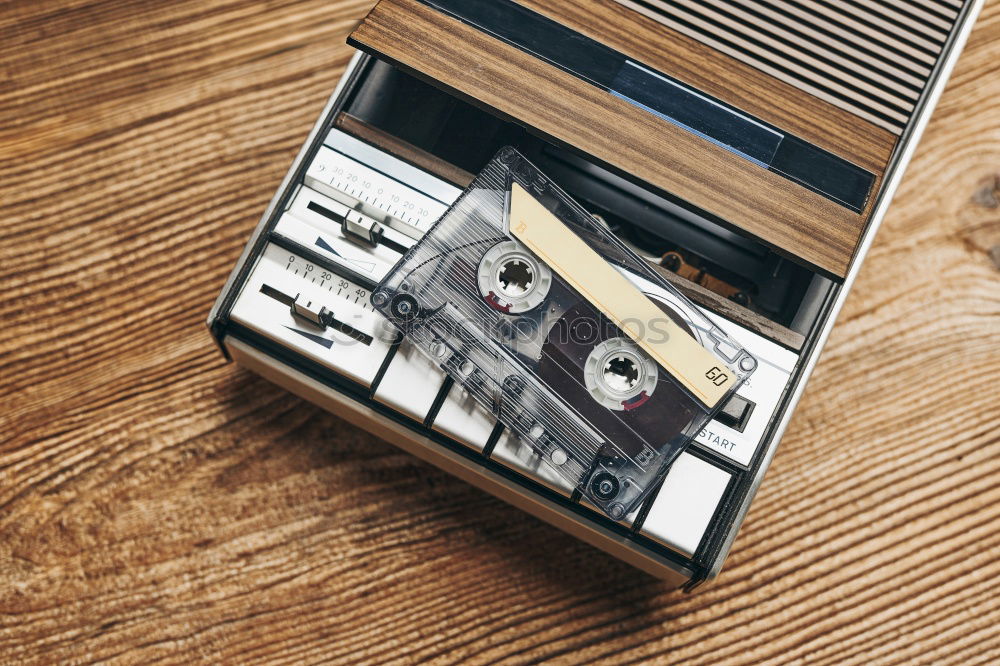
[2,1,998,663]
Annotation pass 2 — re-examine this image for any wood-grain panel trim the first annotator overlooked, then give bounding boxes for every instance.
[609,0,964,135]
[515,0,898,175]
[335,112,475,187]
[350,0,868,276]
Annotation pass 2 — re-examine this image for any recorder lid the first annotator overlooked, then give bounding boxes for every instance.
[349,0,971,278]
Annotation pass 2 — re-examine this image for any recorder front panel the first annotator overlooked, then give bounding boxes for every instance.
[219,91,802,581]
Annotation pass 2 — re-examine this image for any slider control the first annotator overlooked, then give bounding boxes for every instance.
[259,284,373,345]
[343,209,383,246]
[715,394,754,433]
[306,201,408,254]
[292,294,328,327]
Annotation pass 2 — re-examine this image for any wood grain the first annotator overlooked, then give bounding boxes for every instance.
[0,0,998,664]
[517,0,899,173]
[350,0,878,277]
[334,112,475,187]
[612,0,954,133]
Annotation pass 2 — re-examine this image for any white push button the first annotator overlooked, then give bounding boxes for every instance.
[640,453,731,558]
[374,340,448,422]
[432,383,497,451]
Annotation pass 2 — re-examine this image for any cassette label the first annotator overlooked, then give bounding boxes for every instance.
[372,147,756,519]
[508,182,736,406]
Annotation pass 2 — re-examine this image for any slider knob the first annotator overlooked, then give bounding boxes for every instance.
[292,294,331,328]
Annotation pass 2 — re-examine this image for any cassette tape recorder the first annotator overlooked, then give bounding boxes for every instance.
[208,0,983,586]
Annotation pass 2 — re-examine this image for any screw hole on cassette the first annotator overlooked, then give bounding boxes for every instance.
[389,294,419,323]
[590,472,621,501]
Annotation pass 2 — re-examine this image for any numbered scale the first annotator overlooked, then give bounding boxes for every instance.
[231,243,392,388]
[305,130,457,237]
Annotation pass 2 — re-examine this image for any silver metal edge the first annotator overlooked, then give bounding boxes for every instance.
[225,336,693,585]
[705,0,987,580]
[207,51,367,331]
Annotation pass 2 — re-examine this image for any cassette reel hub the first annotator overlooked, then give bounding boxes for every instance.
[477,241,551,313]
[583,338,658,411]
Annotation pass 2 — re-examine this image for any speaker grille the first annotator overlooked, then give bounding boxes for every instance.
[614,0,968,134]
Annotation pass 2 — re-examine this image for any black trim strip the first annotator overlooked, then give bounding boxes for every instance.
[369,333,402,398]
[418,0,875,212]
[423,376,455,427]
[481,423,505,459]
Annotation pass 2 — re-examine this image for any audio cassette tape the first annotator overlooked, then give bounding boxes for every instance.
[372,148,757,518]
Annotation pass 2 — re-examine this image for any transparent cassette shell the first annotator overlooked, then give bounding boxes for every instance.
[372,147,756,519]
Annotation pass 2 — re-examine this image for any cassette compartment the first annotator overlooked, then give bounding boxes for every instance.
[341,59,835,352]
